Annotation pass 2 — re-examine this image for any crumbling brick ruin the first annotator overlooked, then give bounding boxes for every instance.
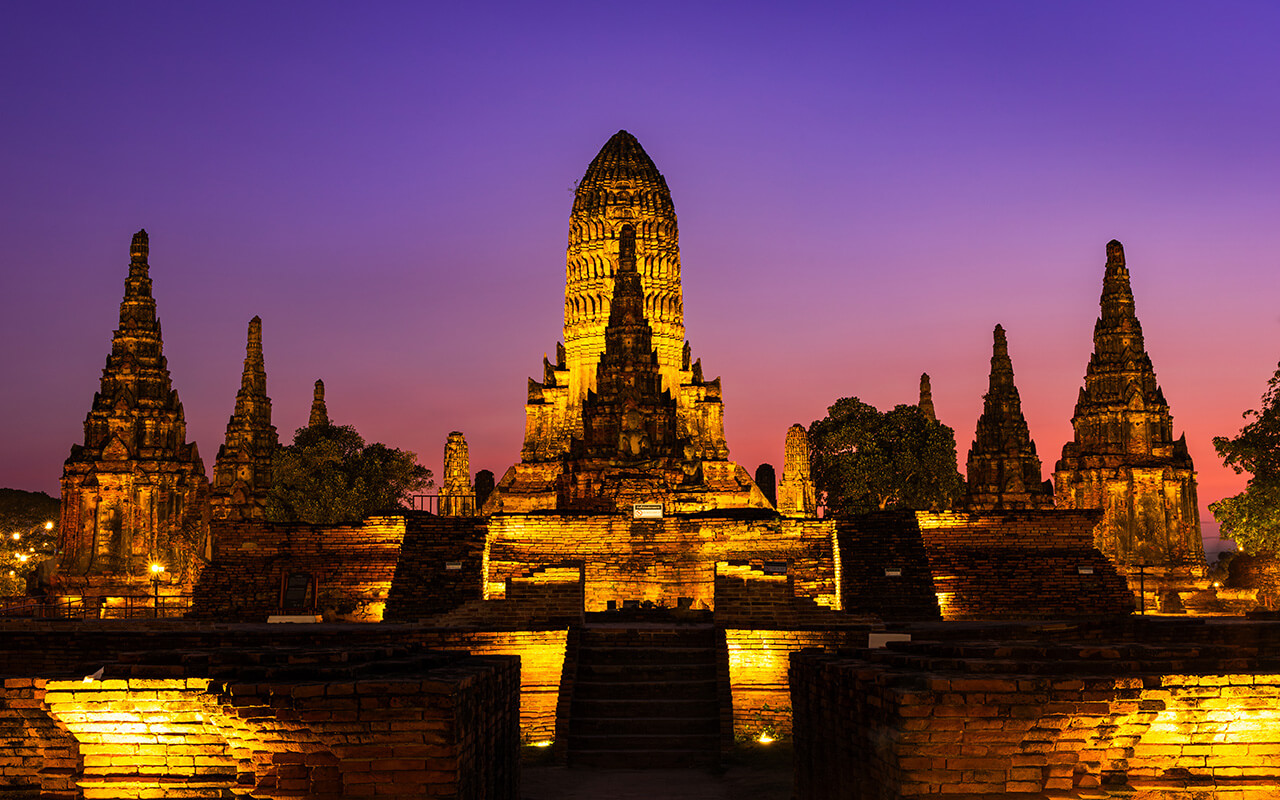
[966,324,1054,510]
[57,230,210,594]
[1054,240,1203,572]
[211,316,278,522]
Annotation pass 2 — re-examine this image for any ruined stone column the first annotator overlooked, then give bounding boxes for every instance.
[776,424,817,517]
[439,432,475,516]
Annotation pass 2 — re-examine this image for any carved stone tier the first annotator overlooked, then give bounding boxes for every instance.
[211,316,278,521]
[491,137,767,514]
[965,325,1053,511]
[58,230,209,582]
[1054,240,1203,570]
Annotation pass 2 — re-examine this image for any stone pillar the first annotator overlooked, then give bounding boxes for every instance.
[440,431,475,517]
[776,424,816,517]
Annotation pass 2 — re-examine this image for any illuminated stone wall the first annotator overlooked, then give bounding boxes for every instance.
[485,513,837,611]
[192,516,408,620]
[837,511,1133,620]
[724,629,869,740]
[792,619,1280,798]
[0,642,519,799]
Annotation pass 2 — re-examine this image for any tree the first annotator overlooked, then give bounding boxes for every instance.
[1211,363,1280,554]
[0,489,59,596]
[266,425,432,525]
[809,397,965,516]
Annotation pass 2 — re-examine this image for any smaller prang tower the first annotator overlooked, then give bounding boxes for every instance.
[965,325,1053,510]
[1054,240,1202,569]
[58,230,209,580]
[776,424,817,517]
[211,316,278,521]
[440,432,475,517]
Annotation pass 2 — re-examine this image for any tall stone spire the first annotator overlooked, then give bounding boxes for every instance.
[309,379,330,427]
[440,432,475,516]
[211,316,278,521]
[776,424,817,517]
[965,325,1052,510]
[579,223,682,462]
[1055,240,1202,568]
[490,133,766,513]
[918,373,937,422]
[520,130,728,466]
[564,130,685,409]
[58,230,209,578]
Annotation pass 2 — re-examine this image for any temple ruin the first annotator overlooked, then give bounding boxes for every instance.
[1054,240,1204,571]
[210,316,277,522]
[56,230,209,591]
[965,324,1054,510]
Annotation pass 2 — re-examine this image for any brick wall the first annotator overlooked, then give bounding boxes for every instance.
[193,515,407,621]
[791,619,1280,798]
[384,515,488,621]
[486,513,838,611]
[837,510,1133,620]
[0,632,519,800]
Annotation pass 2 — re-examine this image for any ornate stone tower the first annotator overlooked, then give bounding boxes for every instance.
[918,373,937,422]
[522,131,726,463]
[211,316,278,521]
[776,424,817,517]
[1054,240,1202,568]
[440,431,475,517]
[966,325,1053,510]
[489,132,766,513]
[309,379,330,427]
[58,230,209,579]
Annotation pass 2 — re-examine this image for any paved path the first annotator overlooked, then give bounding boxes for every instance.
[521,764,792,799]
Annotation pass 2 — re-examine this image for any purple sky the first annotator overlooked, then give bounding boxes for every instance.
[4,2,1278,556]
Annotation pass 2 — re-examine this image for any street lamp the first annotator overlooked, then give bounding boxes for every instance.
[150,563,165,618]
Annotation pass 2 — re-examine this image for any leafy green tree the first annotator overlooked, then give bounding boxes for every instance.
[266,425,432,525]
[809,397,965,516]
[1211,363,1280,554]
[0,489,59,596]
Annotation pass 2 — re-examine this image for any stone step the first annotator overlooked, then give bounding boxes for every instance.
[568,748,719,769]
[568,732,721,751]
[572,678,719,700]
[575,645,716,666]
[571,715,720,737]
[577,661,718,682]
[571,697,719,719]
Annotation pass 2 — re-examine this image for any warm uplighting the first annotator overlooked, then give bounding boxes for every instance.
[531,740,553,748]
[757,732,775,744]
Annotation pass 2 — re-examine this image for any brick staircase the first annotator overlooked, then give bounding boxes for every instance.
[566,623,726,768]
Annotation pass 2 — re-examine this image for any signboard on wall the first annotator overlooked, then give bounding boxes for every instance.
[632,503,663,519]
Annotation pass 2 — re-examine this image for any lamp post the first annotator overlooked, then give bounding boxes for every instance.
[150,563,165,618]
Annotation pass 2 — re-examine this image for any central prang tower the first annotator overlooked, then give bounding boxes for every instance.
[490,131,765,513]
[565,130,685,408]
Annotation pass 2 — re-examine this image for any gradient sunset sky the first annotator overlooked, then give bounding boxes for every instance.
[3,2,1278,556]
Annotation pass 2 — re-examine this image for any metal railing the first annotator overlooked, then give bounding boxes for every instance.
[408,494,479,516]
[0,594,194,620]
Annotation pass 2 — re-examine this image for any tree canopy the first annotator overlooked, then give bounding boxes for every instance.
[266,424,432,525]
[809,397,965,516]
[0,489,59,596]
[1211,363,1280,554]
